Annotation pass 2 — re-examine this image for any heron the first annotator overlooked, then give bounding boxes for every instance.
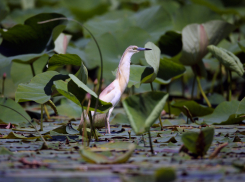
[99,45,152,134]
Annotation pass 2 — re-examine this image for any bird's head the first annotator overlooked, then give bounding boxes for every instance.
[127,45,152,53]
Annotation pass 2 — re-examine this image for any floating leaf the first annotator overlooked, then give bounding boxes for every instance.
[207,45,244,76]
[66,122,79,135]
[0,147,13,155]
[16,71,69,104]
[80,143,135,164]
[1,132,27,139]
[122,91,168,135]
[157,58,186,81]
[201,101,245,125]
[155,167,176,182]
[0,98,30,125]
[182,127,214,157]
[143,42,161,83]
[0,13,67,56]
[171,100,214,117]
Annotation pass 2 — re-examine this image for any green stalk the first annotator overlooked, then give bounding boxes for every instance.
[227,70,232,101]
[196,77,211,107]
[40,104,44,131]
[30,63,35,77]
[219,63,224,95]
[148,130,154,155]
[88,111,98,141]
[209,68,219,93]
[166,84,171,119]
[2,74,6,96]
[191,75,196,99]
[181,75,185,97]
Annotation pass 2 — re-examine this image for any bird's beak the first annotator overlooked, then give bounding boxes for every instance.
[137,47,152,51]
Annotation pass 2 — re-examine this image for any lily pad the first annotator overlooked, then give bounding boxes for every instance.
[16,71,69,104]
[201,101,245,125]
[0,98,31,125]
[80,143,135,164]
[181,127,214,157]
[171,100,214,117]
[122,91,168,135]
[143,42,161,83]
[0,13,67,56]
[157,58,186,81]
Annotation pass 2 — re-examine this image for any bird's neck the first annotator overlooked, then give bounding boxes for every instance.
[116,51,134,93]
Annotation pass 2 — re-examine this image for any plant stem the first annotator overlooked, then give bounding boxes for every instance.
[191,75,196,99]
[148,130,154,155]
[227,70,232,101]
[2,77,5,96]
[88,111,98,141]
[166,84,171,119]
[40,104,44,131]
[181,75,185,97]
[43,104,50,119]
[209,68,219,93]
[30,63,35,77]
[196,77,211,107]
[150,82,154,91]
[219,63,224,95]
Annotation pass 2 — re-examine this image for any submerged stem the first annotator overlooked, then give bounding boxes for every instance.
[196,77,211,107]
[148,130,154,155]
[227,70,232,101]
[40,104,44,131]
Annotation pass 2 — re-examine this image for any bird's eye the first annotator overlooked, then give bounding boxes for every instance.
[133,47,137,50]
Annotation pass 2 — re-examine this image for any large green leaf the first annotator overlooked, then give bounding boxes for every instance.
[11,54,49,86]
[207,45,244,76]
[201,101,245,125]
[173,4,221,31]
[0,1,9,22]
[122,91,168,135]
[180,20,234,66]
[143,42,161,83]
[171,100,214,117]
[48,54,88,84]
[0,98,31,125]
[84,5,172,42]
[155,167,176,182]
[157,58,186,80]
[0,13,67,56]
[128,65,154,88]
[158,31,182,57]
[15,71,69,104]
[181,127,214,157]
[54,75,112,113]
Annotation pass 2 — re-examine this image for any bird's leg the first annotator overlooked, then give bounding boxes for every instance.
[106,108,113,134]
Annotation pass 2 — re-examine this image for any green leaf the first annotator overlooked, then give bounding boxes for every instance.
[54,74,112,113]
[16,71,69,104]
[173,4,221,31]
[66,122,79,135]
[0,1,9,22]
[207,45,244,76]
[143,42,161,83]
[48,53,88,84]
[11,54,49,86]
[171,100,214,117]
[128,65,154,88]
[122,91,168,135]
[0,147,13,155]
[201,101,245,125]
[155,167,176,182]
[68,74,112,112]
[80,143,135,164]
[110,113,130,125]
[1,132,27,139]
[157,58,186,80]
[0,98,30,125]
[158,31,182,57]
[181,127,214,156]
[0,13,67,56]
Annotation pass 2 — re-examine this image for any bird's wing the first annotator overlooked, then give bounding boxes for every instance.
[99,80,120,106]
